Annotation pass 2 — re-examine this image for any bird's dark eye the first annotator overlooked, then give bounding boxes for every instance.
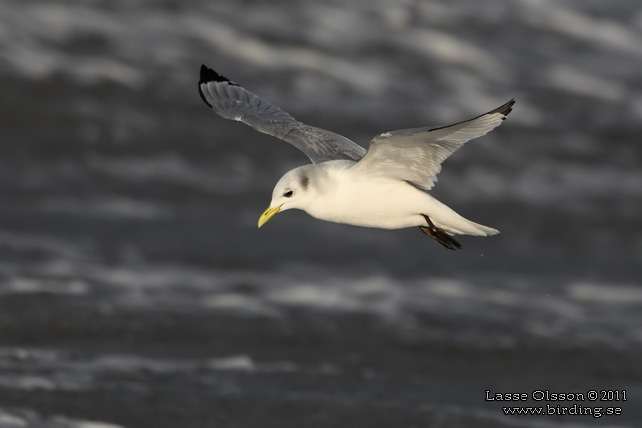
[283,190,293,198]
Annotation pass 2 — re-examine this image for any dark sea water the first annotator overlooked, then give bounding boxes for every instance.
[1,0,641,427]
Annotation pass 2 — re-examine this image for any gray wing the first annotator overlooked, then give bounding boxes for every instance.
[351,99,515,190]
[198,65,366,164]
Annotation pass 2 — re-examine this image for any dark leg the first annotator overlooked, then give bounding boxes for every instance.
[419,214,462,250]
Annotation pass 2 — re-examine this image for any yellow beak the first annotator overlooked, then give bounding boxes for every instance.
[258,205,281,228]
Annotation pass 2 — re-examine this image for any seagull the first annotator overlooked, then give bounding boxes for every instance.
[198,65,514,249]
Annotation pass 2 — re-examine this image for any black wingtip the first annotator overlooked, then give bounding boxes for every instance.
[199,64,240,108]
[199,64,238,86]
[493,98,516,119]
[198,67,213,108]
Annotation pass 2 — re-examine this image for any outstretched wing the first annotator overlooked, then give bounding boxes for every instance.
[198,65,366,164]
[351,99,515,190]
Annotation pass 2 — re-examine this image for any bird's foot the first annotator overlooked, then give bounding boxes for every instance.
[419,214,462,250]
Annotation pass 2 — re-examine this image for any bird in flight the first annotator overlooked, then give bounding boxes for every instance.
[198,65,514,249]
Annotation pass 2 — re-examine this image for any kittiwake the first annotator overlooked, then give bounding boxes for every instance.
[198,64,514,250]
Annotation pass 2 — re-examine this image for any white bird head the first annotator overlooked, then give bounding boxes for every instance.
[258,166,317,228]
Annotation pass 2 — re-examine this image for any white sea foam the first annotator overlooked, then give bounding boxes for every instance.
[3,254,640,348]
[0,408,127,428]
[546,64,627,101]
[1,0,638,123]
[50,418,126,428]
[0,375,57,391]
[0,347,339,397]
[207,355,255,372]
[2,277,88,295]
[0,230,90,261]
[519,0,642,54]
[40,197,169,220]
[67,422,125,428]
[0,411,27,428]
[569,282,642,305]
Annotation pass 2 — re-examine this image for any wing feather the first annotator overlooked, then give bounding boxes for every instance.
[198,65,366,163]
[351,99,515,190]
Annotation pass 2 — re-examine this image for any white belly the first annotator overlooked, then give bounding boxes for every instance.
[305,174,431,229]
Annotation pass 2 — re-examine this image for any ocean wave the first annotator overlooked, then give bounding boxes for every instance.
[2,256,639,351]
[0,407,126,428]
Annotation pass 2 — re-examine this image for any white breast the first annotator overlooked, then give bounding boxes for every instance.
[304,167,430,229]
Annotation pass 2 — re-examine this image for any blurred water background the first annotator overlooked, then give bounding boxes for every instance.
[1,0,641,427]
